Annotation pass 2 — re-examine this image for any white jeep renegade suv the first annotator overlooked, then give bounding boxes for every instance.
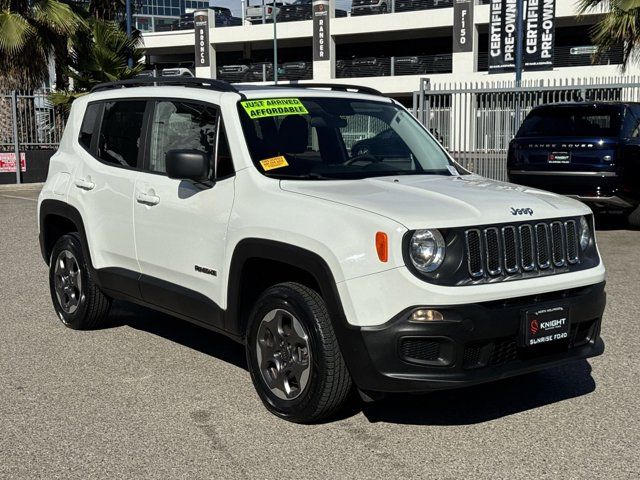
[38,78,606,423]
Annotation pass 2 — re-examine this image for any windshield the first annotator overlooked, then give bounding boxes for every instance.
[518,106,623,138]
[238,97,458,180]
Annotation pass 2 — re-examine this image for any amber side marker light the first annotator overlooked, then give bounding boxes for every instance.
[375,232,388,263]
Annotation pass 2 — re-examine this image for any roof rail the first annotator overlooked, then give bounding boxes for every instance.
[90,76,240,94]
[269,83,383,97]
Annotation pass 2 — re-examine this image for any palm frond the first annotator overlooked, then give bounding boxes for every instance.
[0,11,35,55]
[32,0,85,36]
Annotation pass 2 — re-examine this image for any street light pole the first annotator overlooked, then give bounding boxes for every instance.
[515,0,524,86]
[126,0,133,68]
[273,4,278,84]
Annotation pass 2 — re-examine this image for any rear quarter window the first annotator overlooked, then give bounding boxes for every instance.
[78,103,101,152]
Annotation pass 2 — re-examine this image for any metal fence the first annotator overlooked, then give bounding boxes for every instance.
[0,90,64,182]
[413,76,640,181]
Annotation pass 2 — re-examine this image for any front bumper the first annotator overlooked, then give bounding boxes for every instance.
[341,282,605,393]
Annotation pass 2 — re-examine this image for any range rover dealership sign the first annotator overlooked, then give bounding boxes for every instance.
[489,0,556,74]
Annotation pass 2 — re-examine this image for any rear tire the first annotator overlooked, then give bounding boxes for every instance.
[49,233,111,330]
[246,282,352,423]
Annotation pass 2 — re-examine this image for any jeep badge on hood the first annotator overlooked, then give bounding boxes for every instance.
[511,207,534,216]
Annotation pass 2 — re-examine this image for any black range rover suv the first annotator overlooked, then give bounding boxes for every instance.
[508,102,640,226]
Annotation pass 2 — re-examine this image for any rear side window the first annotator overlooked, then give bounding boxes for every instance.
[78,103,101,151]
[97,101,147,168]
[518,106,623,138]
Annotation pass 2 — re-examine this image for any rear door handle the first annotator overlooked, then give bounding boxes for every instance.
[136,192,160,206]
[74,178,95,191]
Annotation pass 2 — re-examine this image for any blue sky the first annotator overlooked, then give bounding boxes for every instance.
[211,0,353,17]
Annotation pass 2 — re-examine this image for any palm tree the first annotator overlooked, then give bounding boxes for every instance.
[50,18,144,111]
[0,0,83,90]
[579,0,640,70]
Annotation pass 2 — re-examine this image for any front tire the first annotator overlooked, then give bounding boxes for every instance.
[246,282,352,423]
[49,233,111,330]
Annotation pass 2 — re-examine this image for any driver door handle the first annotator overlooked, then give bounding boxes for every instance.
[136,192,160,206]
[74,178,95,191]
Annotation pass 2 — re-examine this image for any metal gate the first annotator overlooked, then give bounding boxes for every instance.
[413,76,640,181]
[0,90,65,183]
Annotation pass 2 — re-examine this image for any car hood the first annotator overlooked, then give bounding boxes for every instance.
[280,174,591,229]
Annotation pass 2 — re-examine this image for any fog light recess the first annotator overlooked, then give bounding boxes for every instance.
[411,309,444,323]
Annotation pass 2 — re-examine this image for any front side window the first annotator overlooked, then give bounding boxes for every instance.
[97,101,146,168]
[238,97,457,180]
[148,101,218,175]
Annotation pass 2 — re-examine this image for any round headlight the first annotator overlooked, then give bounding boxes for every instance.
[409,229,446,273]
[579,216,591,251]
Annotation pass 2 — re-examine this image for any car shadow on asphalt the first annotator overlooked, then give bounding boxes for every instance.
[359,360,596,425]
[106,300,248,370]
[105,300,597,426]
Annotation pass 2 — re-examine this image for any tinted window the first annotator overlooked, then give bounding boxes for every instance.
[626,107,640,138]
[148,101,217,175]
[216,122,234,178]
[97,101,146,167]
[79,103,101,151]
[518,106,623,138]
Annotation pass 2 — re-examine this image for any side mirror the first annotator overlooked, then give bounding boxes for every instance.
[166,149,209,182]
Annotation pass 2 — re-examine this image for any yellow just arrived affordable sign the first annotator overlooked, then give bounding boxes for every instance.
[241,98,309,119]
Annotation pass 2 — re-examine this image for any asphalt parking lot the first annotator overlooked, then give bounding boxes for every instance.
[0,186,639,480]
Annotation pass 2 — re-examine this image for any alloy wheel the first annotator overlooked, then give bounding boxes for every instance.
[255,308,312,400]
[53,250,83,315]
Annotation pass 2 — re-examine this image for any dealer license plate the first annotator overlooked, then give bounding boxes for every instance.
[548,152,570,164]
[521,306,571,347]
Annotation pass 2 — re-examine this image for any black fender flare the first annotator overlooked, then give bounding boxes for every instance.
[225,238,373,379]
[39,199,93,269]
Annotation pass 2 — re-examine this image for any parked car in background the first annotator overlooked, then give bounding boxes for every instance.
[162,67,195,77]
[395,0,421,11]
[277,0,347,21]
[246,1,285,23]
[350,56,389,76]
[218,62,252,82]
[351,0,389,15]
[281,61,312,79]
[179,7,242,29]
[394,55,429,75]
[508,102,640,226]
[336,59,351,77]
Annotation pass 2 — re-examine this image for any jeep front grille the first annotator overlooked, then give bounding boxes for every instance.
[464,219,579,280]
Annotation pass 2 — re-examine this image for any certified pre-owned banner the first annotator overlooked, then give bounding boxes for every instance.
[488,0,518,74]
[453,0,474,54]
[489,0,556,74]
[313,0,330,61]
[523,0,556,71]
[194,10,210,68]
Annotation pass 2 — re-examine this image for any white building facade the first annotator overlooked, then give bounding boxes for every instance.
[140,1,636,102]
